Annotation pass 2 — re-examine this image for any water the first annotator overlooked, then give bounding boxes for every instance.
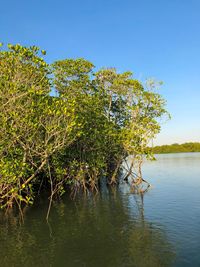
[0,153,199,267]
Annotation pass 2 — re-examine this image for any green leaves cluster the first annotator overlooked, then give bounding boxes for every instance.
[0,43,168,209]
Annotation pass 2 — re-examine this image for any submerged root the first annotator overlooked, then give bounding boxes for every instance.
[131,179,151,194]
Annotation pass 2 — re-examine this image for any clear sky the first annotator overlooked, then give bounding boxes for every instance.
[1,0,200,145]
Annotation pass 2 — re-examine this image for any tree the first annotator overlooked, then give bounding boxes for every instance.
[0,43,168,214]
[0,44,79,212]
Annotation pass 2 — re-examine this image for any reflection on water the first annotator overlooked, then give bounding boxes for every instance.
[0,153,200,267]
[0,188,175,267]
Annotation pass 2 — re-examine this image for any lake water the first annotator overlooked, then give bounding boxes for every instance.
[0,153,199,267]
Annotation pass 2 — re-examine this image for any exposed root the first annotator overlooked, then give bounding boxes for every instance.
[122,159,151,194]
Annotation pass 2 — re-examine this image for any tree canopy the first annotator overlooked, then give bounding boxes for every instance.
[0,43,168,213]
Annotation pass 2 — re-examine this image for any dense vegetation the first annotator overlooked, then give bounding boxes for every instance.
[153,142,200,154]
[0,43,168,215]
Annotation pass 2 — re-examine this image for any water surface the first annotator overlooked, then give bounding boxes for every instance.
[0,153,199,267]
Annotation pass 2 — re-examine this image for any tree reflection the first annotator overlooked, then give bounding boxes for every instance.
[0,190,175,267]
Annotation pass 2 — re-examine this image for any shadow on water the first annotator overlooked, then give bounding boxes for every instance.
[0,186,175,267]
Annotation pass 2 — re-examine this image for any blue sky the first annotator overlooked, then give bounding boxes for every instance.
[1,0,200,145]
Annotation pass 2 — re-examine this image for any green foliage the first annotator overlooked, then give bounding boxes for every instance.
[0,43,168,211]
[152,142,200,154]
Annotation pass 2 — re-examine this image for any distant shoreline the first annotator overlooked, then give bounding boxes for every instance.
[152,142,200,154]
[155,151,200,154]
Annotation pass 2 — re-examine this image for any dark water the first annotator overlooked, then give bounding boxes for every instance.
[0,153,200,267]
